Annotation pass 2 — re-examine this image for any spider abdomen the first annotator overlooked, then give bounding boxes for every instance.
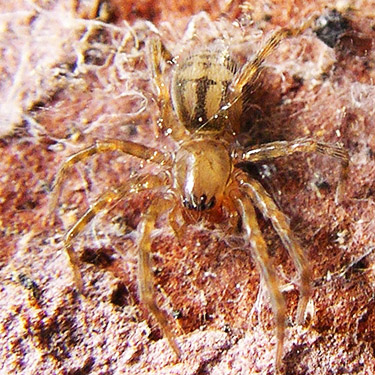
[171,50,238,134]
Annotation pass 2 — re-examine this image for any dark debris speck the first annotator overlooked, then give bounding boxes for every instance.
[314,9,350,48]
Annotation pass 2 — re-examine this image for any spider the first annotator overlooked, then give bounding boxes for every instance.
[49,18,349,371]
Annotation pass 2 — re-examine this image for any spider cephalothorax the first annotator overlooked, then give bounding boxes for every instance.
[173,138,232,211]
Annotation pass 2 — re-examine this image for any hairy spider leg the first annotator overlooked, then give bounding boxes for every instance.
[63,174,168,292]
[149,38,189,142]
[231,18,316,96]
[138,196,182,357]
[49,139,172,222]
[50,137,181,355]
[237,138,349,203]
[243,176,311,324]
[167,200,186,243]
[233,138,349,322]
[232,187,286,372]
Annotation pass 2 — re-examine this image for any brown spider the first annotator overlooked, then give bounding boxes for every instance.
[49,18,349,371]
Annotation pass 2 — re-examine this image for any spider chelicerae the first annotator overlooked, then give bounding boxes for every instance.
[50,17,349,371]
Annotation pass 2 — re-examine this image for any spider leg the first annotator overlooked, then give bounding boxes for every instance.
[167,202,185,244]
[62,174,168,292]
[231,187,286,372]
[231,17,315,96]
[138,196,181,357]
[49,139,172,222]
[236,138,349,203]
[61,169,180,355]
[242,175,312,324]
[149,38,188,142]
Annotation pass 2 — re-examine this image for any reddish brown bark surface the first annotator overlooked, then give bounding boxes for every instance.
[1,1,375,374]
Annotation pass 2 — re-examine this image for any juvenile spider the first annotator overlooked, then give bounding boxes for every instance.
[50,19,349,371]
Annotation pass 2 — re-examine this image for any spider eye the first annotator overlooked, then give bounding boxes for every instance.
[199,194,207,207]
[182,194,216,211]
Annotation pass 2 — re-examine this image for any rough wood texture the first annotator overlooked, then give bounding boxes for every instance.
[1,1,375,374]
